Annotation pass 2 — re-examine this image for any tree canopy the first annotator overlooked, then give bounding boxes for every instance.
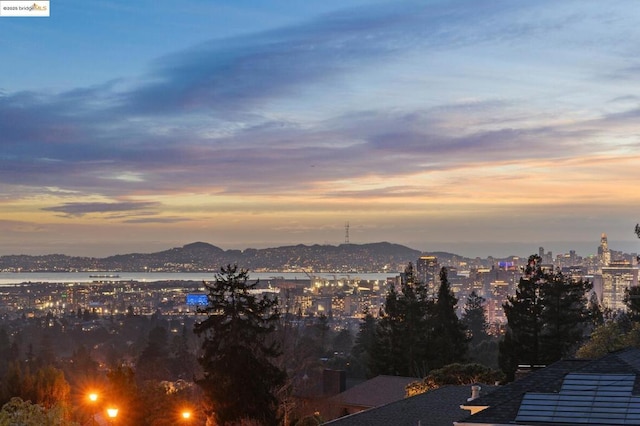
[194,264,286,425]
[405,363,504,397]
[500,255,592,379]
[370,262,432,377]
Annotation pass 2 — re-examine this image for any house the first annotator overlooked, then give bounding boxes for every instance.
[323,384,496,426]
[456,348,640,426]
[320,375,419,421]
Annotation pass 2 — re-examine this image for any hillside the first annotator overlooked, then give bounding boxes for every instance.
[0,242,431,272]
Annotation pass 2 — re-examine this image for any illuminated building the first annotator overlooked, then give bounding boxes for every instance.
[600,260,638,311]
[416,255,439,294]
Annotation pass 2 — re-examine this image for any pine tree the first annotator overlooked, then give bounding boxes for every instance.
[352,310,377,378]
[371,263,432,377]
[194,264,286,426]
[500,255,545,379]
[587,292,604,327]
[539,269,592,362]
[136,325,171,382]
[462,291,490,346]
[429,267,468,369]
[500,255,592,379]
[624,286,640,319]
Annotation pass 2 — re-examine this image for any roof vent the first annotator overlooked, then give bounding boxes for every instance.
[468,385,481,401]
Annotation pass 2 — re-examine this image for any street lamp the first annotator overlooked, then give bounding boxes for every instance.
[106,407,118,425]
[181,410,192,421]
[87,392,99,426]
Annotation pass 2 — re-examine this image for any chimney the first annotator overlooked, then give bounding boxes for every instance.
[467,385,481,402]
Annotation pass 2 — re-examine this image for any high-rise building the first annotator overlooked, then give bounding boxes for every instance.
[599,233,611,267]
[487,280,510,324]
[600,260,638,311]
[416,255,438,294]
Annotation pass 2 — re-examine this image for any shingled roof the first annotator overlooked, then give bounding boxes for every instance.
[324,384,496,426]
[456,348,640,426]
[330,375,419,410]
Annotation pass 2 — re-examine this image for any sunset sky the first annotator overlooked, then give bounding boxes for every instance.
[2,0,640,258]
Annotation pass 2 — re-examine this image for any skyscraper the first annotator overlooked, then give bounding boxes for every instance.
[416,255,438,294]
[599,233,611,267]
[600,260,639,311]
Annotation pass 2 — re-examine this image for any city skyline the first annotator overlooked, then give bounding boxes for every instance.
[2,0,640,258]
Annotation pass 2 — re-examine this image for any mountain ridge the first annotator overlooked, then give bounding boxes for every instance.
[0,241,453,272]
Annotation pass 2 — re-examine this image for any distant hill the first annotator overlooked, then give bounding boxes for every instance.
[0,241,435,272]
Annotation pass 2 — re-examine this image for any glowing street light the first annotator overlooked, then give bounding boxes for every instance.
[106,407,118,424]
[87,392,99,426]
[181,410,192,422]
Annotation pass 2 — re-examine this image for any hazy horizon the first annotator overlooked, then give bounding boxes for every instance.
[2,237,637,260]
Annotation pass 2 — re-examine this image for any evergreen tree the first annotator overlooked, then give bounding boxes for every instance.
[313,313,331,356]
[500,255,592,379]
[462,291,490,346]
[171,325,198,380]
[351,310,377,378]
[500,255,546,379]
[36,333,56,368]
[332,328,353,355]
[462,291,497,368]
[136,325,171,382]
[371,263,431,377]
[429,267,468,370]
[194,264,286,426]
[539,269,592,361]
[588,292,605,327]
[0,328,10,379]
[624,286,640,319]
[371,285,406,376]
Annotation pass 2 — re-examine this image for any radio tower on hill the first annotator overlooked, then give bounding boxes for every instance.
[345,222,350,244]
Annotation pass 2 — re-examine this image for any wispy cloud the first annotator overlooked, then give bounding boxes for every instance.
[2,0,640,256]
[42,201,160,217]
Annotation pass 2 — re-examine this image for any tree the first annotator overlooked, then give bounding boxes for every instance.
[0,328,10,379]
[105,365,144,425]
[429,267,468,370]
[332,328,353,355]
[624,286,640,319]
[136,325,171,382]
[371,263,432,377]
[500,255,592,380]
[0,397,77,426]
[500,255,545,378]
[351,310,377,378]
[576,320,640,359]
[462,291,497,368]
[575,321,625,358]
[539,268,592,362]
[462,291,490,347]
[405,363,504,397]
[194,264,286,426]
[587,292,604,327]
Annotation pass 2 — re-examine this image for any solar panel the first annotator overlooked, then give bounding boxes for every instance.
[515,373,640,424]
